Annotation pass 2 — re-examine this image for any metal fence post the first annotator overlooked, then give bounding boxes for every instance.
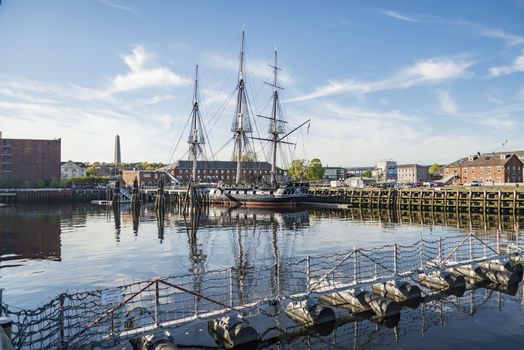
[438,237,443,266]
[419,233,424,270]
[154,280,160,325]
[496,230,500,255]
[353,246,358,284]
[306,256,311,290]
[469,234,473,260]
[0,288,3,317]
[59,293,65,347]
[393,243,398,275]
[229,267,233,308]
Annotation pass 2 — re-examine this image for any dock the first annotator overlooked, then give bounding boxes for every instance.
[307,187,524,214]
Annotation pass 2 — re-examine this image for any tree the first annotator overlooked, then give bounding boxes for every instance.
[307,158,325,180]
[362,170,372,178]
[429,163,441,174]
[288,159,308,180]
[36,179,46,188]
[232,152,256,162]
[23,180,32,188]
[49,179,61,188]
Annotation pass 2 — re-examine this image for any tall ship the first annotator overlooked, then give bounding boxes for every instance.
[204,31,310,208]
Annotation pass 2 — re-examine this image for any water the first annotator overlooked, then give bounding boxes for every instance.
[1,204,523,349]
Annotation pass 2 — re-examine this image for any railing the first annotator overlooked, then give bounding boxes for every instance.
[3,232,522,349]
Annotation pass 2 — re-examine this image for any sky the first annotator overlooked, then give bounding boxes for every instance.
[0,0,523,167]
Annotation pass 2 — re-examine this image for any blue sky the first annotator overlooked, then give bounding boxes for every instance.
[0,0,523,167]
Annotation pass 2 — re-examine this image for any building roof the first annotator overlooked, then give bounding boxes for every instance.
[61,160,87,167]
[460,154,522,167]
[397,164,428,168]
[447,150,524,167]
[168,160,281,171]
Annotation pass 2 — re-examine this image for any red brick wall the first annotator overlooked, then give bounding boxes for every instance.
[7,138,61,183]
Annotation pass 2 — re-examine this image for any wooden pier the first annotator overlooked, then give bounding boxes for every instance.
[307,187,524,214]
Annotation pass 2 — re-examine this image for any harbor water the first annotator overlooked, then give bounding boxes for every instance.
[0,203,523,349]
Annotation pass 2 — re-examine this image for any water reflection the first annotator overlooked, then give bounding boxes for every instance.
[0,206,64,266]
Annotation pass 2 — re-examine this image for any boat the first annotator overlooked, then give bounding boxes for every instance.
[204,31,310,208]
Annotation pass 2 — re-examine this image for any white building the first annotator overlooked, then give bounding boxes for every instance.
[397,164,430,184]
[375,160,397,182]
[61,161,87,179]
[345,177,376,188]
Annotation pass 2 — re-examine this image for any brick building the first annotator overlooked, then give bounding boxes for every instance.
[397,164,431,184]
[121,169,164,187]
[443,153,523,185]
[0,132,61,185]
[167,160,285,184]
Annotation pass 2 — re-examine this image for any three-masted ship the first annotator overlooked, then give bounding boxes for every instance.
[186,31,310,208]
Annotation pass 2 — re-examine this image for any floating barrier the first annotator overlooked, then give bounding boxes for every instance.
[125,308,178,350]
[419,271,466,291]
[479,259,523,279]
[371,280,422,301]
[317,286,400,318]
[285,298,336,326]
[448,265,486,282]
[475,265,519,285]
[208,314,258,349]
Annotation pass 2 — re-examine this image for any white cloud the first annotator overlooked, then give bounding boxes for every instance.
[489,49,524,76]
[438,91,457,114]
[204,51,294,86]
[288,56,473,102]
[328,19,349,28]
[94,0,137,15]
[480,28,524,47]
[109,45,190,93]
[380,10,418,23]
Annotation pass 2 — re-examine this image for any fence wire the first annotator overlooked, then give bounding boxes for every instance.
[3,232,523,349]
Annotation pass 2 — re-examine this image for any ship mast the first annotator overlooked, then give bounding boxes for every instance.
[188,65,205,181]
[269,50,280,187]
[232,31,253,185]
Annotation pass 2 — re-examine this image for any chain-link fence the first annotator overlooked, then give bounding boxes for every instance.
[2,232,522,349]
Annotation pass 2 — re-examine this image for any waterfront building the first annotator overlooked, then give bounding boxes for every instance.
[443,153,523,185]
[0,131,61,185]
[122,169,164,187]
[397,164,430,184]
[323,166,346,180]
[60,161,87,179]
[345,166,374,177]
[345,177,376,188]
[167,160,285,184]
[375,160,397,182]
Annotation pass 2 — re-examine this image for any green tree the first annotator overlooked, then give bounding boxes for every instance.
[0,175,19,188]
[36,179,46,188]
[288,159,308,180]
[86,167,95,176]
[307,158,325,180]
[23,180,32,188]
[232,152,256,162]
[49,179,61,188]
[429,163,441,174]
[362,170,372,178]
